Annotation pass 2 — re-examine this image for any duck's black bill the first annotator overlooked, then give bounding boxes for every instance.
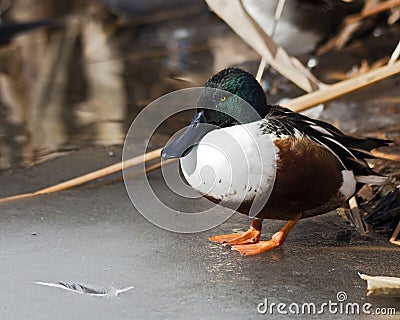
[161,111,216,160]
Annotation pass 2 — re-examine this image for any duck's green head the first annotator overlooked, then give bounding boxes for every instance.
[162,68,268,160]
[200,67,268,126]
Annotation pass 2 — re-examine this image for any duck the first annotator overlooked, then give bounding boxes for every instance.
[161,67,390,256]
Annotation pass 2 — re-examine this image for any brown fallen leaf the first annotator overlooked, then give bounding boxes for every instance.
[357,185,375,202]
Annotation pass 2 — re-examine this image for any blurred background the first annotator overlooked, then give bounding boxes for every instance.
[0,0,399,171]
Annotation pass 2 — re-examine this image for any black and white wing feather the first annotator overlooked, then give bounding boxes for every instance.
[262,105,390,185]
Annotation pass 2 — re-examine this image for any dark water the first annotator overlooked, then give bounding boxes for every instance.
[0,0,399,171]
[0,1,241,170]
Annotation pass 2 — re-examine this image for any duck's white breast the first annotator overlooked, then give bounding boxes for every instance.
[180,121,278,215]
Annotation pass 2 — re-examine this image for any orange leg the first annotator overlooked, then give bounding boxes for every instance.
[209,219,262,245]
[231,214,302,256]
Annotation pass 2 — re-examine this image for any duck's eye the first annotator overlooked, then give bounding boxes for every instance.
[220,96,226,102]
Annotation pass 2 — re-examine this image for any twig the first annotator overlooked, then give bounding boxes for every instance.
[371,149,400,162]
[349,196,367,236]
[256,56,267,83]
[389,40,400,65]
[284,60,400,112]
[74,159,169,191]
[316,0,381,55]
[345,0,400,25]
[0,148,162,203]
[255,0,286,82]
[390,221,400,245]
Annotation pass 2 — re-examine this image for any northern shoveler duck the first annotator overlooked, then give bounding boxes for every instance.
[161,67,390,256]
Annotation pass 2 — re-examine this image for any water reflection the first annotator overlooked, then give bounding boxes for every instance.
[0,0,255,170]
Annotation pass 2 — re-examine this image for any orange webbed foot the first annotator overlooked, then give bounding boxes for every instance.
[209,220,262,245]
[211,214,302,256]
[231,214,301,256]
[208,229,260,245]
[231,241,277,256]
[232,231,285,256]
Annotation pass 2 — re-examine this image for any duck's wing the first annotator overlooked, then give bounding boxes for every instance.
[262,105,391,182]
